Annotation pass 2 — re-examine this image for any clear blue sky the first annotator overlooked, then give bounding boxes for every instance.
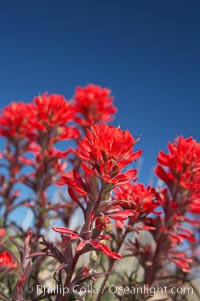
[0,0,200,184]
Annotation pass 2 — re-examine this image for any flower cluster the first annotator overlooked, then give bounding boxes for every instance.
[77,124,142,185]
[156,136,200,188]
[156,136,200,214]
[0,102,35,140]
[114,183,158,214]
[0,93,80,226]
[0,84,199,301]
[33,93,79,141]
[73,84,117,127]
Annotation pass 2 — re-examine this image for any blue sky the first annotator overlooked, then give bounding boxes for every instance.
[0,0,200,184]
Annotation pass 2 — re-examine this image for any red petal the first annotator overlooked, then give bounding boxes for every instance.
[18,157,33,165]
[62,176,74,186]
[73,169,84,186]
[52,227,79,239]
[155,165,170,183]
[68,187,83,207]
[81,162,96,176]
[131,149,143,161]
[177,233,196,242]
[90,240,122,259]
[109,210,135,221]
[74,185,88,195]
[114,169,137,183]
[76,240,87,252]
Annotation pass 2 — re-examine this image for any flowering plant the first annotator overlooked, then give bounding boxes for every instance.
[0,84,199,301]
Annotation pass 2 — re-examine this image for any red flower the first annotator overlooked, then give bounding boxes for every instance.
[0,102,35,139]
[76,124,142,185]
[113,183,158,214]
[33,93,79,140]
[52,227,122,260]
[0,251,18,269]
[73,84,117,127]
[156,136,200,189]
[155,136,200,216]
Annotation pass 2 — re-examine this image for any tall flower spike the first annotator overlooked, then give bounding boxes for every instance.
[76,124,142,185]
[73,84,117,127]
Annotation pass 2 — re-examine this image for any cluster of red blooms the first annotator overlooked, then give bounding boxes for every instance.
[73,84,117,127]
[0,92,80,224]
[0,93,78,141]
[77,124,142,184]
[156,136,200,212]
[0,84,199,301]
[0,102,34,139]
[114,183,158,217]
